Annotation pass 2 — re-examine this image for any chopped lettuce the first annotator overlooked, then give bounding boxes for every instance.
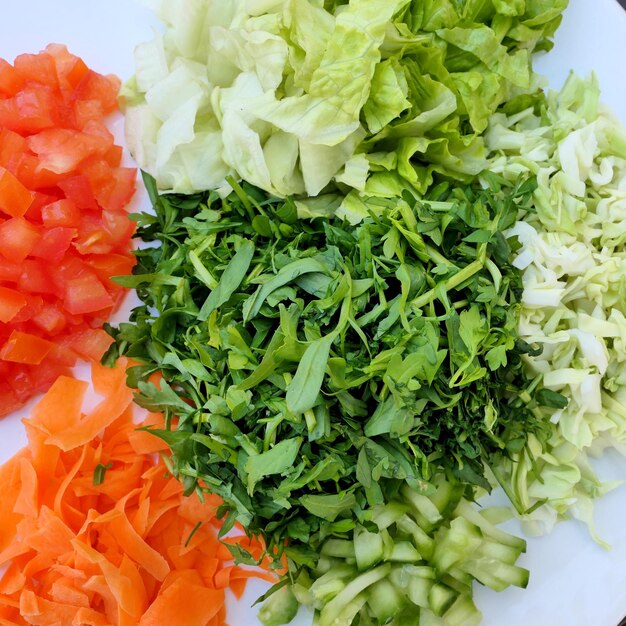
[486,73,626,536]
[122,0,567,198]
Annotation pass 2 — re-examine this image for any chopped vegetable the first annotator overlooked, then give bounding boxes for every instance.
[105,173,561,569]
[122,0,567,198]
[0,45,137,416]
[0,357,276,625]
[485,73,626,537]
[260,476,528,626]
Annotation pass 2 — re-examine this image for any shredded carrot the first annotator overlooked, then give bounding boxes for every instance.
[0,357,277,625]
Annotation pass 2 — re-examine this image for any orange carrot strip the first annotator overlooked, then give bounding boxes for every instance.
[138,578,224,626]
[29,376,87,434]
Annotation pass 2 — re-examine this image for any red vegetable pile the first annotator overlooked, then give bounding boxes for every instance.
[0,45,136,416]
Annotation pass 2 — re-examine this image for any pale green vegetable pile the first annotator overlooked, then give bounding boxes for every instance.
[486,73,626,538]
[122,0,565,199]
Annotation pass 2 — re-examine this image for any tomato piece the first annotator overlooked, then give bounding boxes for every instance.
[0,58,25,96]
[10,294,43,323]
[45,44,89,91]
[0,330,54,365]
[64,272,114,315]
[63,328,113,362]
[24,191,60,222]
[0,217,41,262]
[0,258,20,282]
[30,226,76,263]
[0,128,27,171]
[41,198,81,228]
[102,210,135,245]
[0,166,35,218]
[30,302,67,335]
[0,85,57,133]
[96,168,137,212]
[75,71,121,114]
[104,145,123,168]
[14,153,65,190]
[58,175,98,210]
[31,303,67,337]
[73,99,105,129]
[28,127,112,175]
[0,382,22,417]
[18,260,57,296]
[85,253,135,287]
[13,52,57,88]
[0,285,27,323]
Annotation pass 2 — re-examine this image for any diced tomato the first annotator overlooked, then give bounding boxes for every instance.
[13,52,58,88]
[0,85,57,133]
[85,253,135,287]
[64,272,114,315]
[0,58,24,96]
[45,44,89,91]
[103,145,123,168]
[24,191,60,222]
[0,217,41,262]
[74,99,105,129]
[0,285,27,323]
[58,175,98,210]
[10,294,44,324]
[0,166,35,218]
[0,48,136,411]
[30,226,76,263]
[75,71,121,115]
[31,302,67,335]
[41,198,81,228]
[96,168,137,212]
[63,328,113,361]
[102,210,135,245]
[0,330,54,365]
[74,212,114,255]
[18,260,58,296]
[14,153,65,190]
[0,258,21,282]
[0,128,27,170]
[28,127,112,175]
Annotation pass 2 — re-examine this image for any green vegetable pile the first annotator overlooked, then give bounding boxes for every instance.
[107,173,555,545]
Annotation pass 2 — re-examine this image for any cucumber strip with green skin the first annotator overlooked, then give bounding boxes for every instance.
[441,594,482,626]
[367,579,404,623]
[258,587,299,626]
[309,565,356,605]
[321,539,356,559]
[401,484,443,531]
[318,565,391,626]
[461,559,530,592]
[428,583,459,617]
[354,527,385,571]
[407,575,433,609]
[371,501,409,530]
[388,540,421,562]
[454,500,527,551]
[395,514,434,559]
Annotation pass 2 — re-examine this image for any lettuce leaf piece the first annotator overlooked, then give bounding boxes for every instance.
[123,0,567,199]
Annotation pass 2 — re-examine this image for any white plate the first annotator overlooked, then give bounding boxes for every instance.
[1,2,626,625]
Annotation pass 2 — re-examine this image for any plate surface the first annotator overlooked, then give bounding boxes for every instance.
[1,2,626,625]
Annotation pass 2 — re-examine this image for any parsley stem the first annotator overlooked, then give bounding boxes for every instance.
[411,259,484,310]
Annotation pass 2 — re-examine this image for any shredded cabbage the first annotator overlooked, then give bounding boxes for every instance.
[486,73,626,537]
